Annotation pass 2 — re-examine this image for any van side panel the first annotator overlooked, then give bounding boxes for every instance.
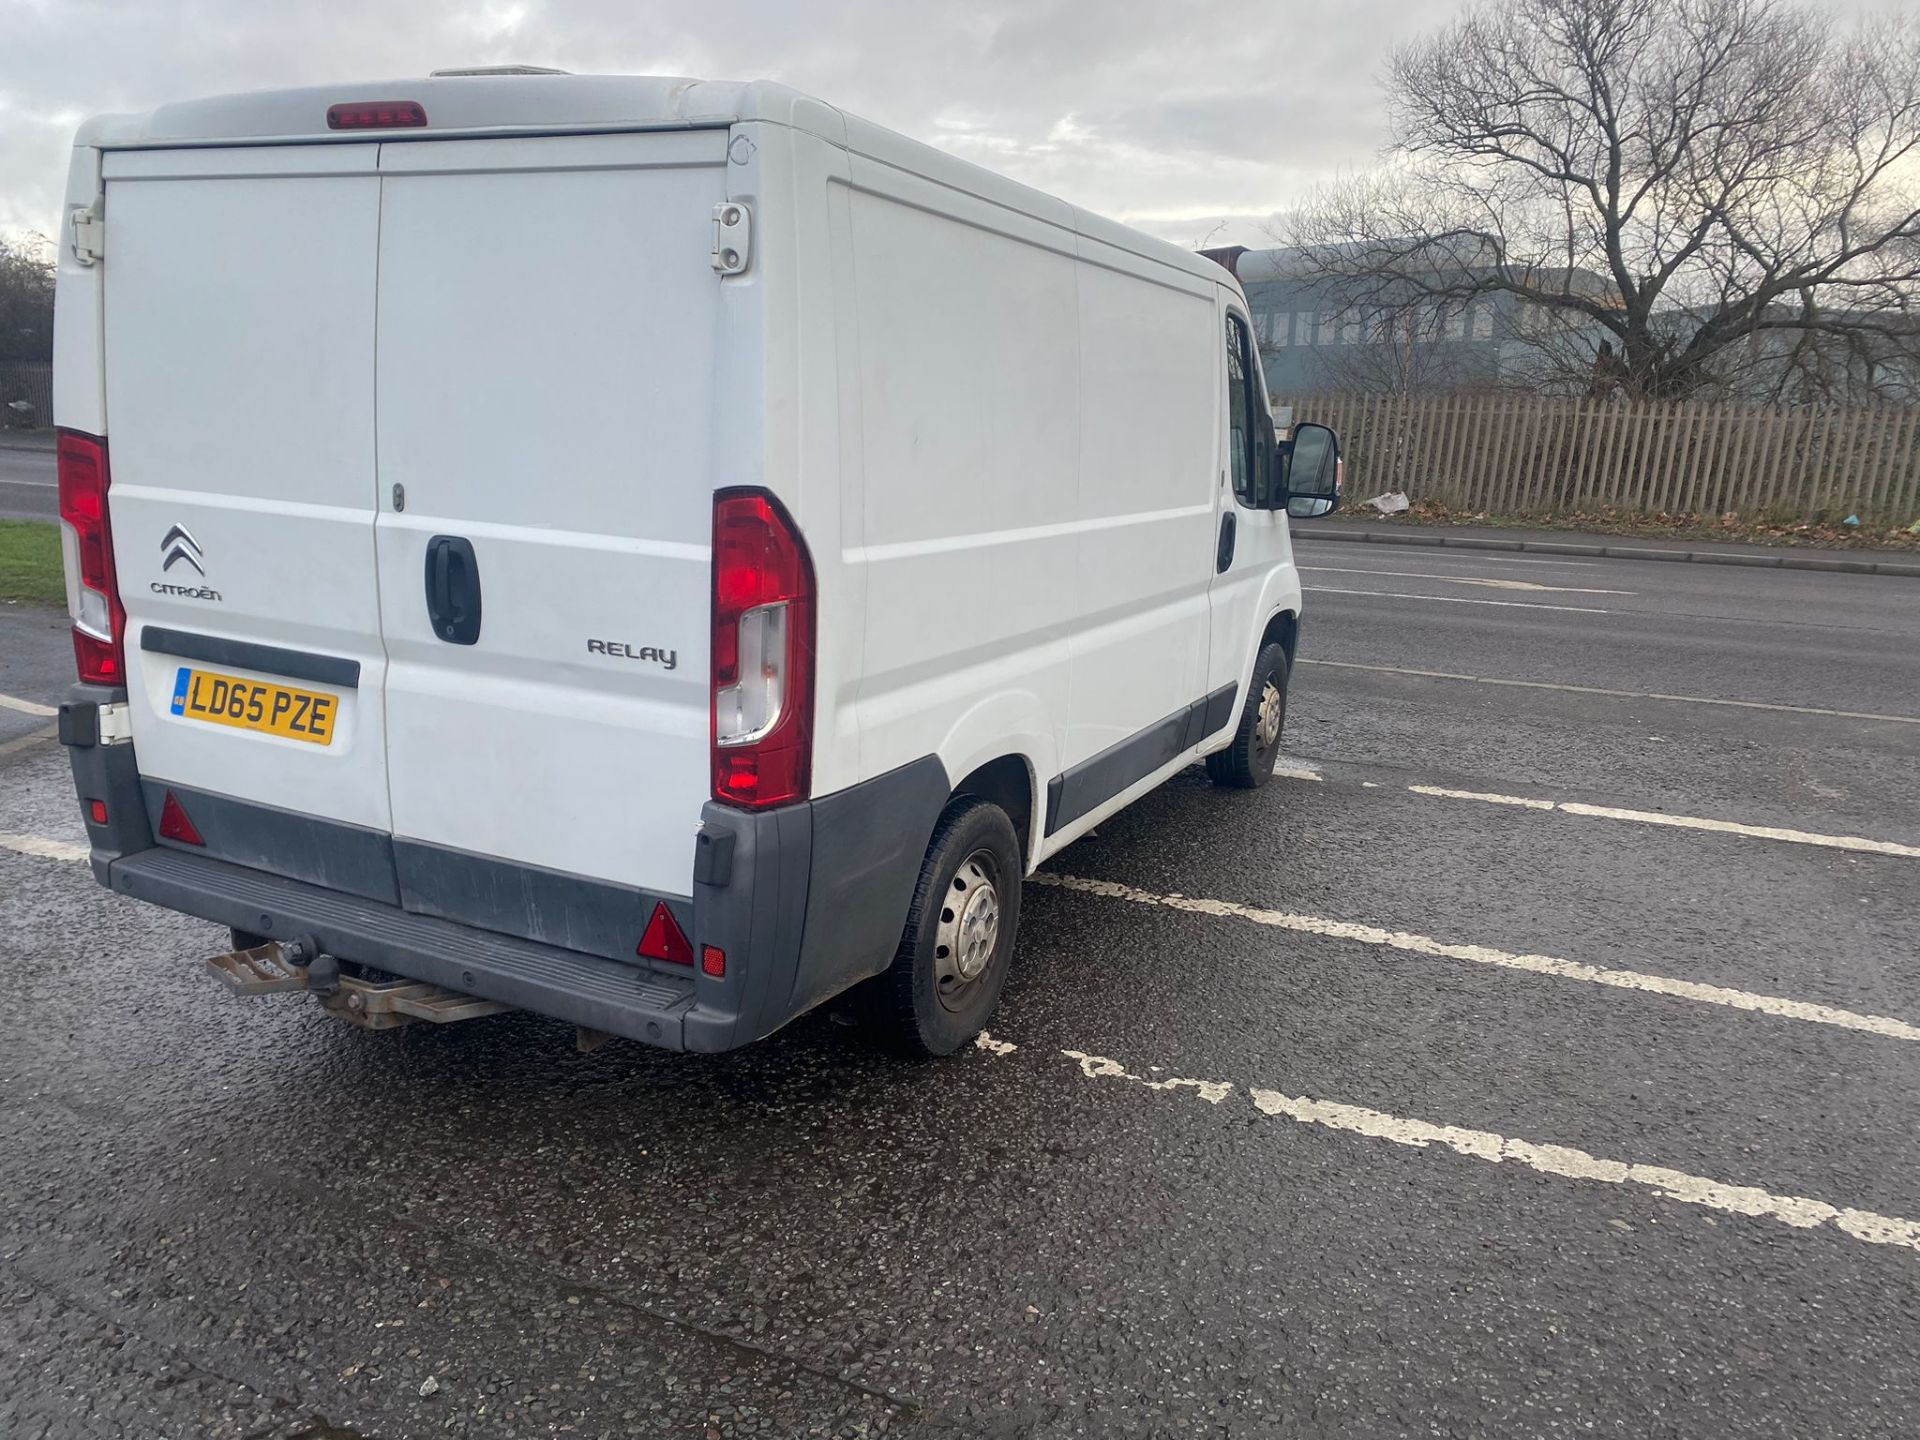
[843,153,1078,805]
[1063,239,1219,778]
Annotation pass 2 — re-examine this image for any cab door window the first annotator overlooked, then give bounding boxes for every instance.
[1224,314,1266,506]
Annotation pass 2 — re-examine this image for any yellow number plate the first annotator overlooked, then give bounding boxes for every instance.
[169,667,338,746]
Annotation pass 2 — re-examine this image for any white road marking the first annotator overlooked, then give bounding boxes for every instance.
[975,1031,1018,1056]
[1272,760,1323,781]
[1301,565,1632,595]
[1063,1047,1920,1255]
[1298,658,1920,726]
[1304,551,1603,568]
[1407,784,1920,860]
[1063,1050,1233,1102]
[1303,585,1614,615]
[1031,872,1920,1042]
[0,724,58,758]
[0,691,57,718]
[1,832,89,862]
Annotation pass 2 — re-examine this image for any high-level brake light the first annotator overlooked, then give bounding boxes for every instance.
[56,430,125,686]
[326,101,428,130]
[711,490,815,809]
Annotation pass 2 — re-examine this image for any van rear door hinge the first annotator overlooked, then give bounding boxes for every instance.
[70,205,104,266]
[710,202,751,276]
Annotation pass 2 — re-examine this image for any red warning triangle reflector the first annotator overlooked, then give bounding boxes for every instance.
[637,901,694,966]
[158,790,205,846]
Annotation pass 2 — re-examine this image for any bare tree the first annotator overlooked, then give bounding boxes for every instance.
[1286,0,1920,401]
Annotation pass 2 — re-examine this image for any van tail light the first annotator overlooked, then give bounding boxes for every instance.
[711,490,815,809]
[56,430,126,686]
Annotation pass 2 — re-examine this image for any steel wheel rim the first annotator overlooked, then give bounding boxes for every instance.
[1255,677,1284,748]
[934,847,1003,1011]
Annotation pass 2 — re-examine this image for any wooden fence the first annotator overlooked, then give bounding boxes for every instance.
[1284,393,1920,522]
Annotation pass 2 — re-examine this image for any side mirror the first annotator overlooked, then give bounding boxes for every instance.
[1281,422,1341,519]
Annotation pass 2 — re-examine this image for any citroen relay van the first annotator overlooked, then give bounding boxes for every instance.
[54,72,1340,1056]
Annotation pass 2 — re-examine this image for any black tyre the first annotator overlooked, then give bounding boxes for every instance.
[1205,641,1289,789]
[862,797,1024,1057]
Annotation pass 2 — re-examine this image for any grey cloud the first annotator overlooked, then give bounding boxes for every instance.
[0,0,1452,242]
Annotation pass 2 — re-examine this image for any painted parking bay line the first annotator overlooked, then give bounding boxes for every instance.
[1,832,89,862]
[1060,1048,1920,1256]
[0,691,57,718]
[1031,872,1920,1042]
[1406,784,1920,860]
[1298,657,1920,726]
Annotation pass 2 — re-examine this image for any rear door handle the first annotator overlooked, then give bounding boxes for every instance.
[1216,512,1237,573]
[424,535,482,645]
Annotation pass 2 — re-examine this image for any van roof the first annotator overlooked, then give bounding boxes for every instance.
[76,72,1233,291]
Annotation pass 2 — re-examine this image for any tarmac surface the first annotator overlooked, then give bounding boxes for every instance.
[0,433,57,522]
[4,538,1919,1437]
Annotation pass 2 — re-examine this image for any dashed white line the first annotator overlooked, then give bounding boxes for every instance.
[1301,565,1632,595]
[1303,585,1614,614]
[1062,1047,1920,1255]
[1298,658,1920,726]
[1031,872,1920,1042]
[0,691,57,718]
[1302,551,1603,569]
[1407,784,1920,860]
[0,832,89,862]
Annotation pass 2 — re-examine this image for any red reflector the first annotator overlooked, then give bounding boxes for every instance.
[88,799,109,826]
[637,902,694,966]
[157,790,205,847]
[701,945,726,978]
[326,101,428,130]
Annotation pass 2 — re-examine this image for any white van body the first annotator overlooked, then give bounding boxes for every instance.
[54,74,1320,1053]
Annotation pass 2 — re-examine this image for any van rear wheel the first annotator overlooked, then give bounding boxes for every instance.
[861,797,1023,1057]
[1206,641,1288,789]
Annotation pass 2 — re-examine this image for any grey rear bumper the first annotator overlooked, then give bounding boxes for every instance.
[108,846,701,1047]
[67,684,952,1053]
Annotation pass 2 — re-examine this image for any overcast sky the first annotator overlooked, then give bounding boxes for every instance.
[0,0,1457,248]
[0,0,1883,252]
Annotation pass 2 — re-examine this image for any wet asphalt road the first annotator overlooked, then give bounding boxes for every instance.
[0,440,57,522]
[4,544,1920,1438]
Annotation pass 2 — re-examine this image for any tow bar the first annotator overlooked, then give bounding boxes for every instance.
[205,937,514,1031]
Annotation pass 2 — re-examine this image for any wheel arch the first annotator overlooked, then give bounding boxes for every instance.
[1260,607,1300,668]
[950,752,1039,874]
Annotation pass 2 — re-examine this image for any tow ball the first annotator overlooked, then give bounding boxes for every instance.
[204,936,513,1030]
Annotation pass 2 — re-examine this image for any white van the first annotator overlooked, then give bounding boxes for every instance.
[53,72,1340,1056]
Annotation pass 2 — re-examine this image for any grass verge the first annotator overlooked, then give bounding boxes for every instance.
[0,520,66,608]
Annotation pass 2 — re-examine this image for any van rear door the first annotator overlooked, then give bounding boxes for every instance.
[372,132,724,956]
[102,145,398,896]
